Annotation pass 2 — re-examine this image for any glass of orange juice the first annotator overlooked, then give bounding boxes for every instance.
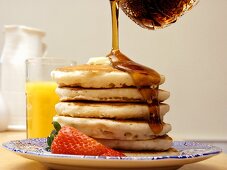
[25,58,75,138]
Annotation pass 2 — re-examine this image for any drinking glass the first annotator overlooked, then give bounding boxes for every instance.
[26,57,75,138]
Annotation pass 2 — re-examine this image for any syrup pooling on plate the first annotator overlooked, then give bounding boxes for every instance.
[107,0,163,134]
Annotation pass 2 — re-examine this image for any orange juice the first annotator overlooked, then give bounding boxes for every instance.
[26,81,58,138]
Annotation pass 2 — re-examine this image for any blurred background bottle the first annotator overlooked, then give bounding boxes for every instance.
[0,25,46,130]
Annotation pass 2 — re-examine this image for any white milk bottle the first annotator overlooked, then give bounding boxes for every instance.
[0,25,46,129]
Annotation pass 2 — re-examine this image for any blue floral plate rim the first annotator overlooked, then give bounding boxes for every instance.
[2,138,222,161]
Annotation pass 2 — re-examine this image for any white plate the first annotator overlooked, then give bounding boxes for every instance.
[2,138,222,170]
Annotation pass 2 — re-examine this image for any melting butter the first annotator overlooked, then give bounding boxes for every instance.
[87,57,111,65]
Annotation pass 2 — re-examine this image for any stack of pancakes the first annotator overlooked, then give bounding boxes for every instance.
[51,57,172,151]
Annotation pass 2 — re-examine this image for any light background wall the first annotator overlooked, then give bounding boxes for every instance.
[0,0,226,141]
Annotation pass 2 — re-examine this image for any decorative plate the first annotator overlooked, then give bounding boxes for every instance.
[2,138,222,170]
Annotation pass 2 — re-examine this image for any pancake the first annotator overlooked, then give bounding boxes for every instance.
[56,87,170,102]
[95,135,172,151]
[124,147,179,157]
[51,64,165,88]
[53,116,171,140]
[55,102,169,120]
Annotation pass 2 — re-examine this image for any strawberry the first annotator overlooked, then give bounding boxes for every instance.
[47,122,125,157]
[101,149,125,157]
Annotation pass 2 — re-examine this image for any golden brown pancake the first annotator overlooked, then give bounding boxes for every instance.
[95,135,173,151]
[56,87,170,102]
[55,102,169,120]
[124,147,179,157]
[51,64,165,88]
[53,116,172,140]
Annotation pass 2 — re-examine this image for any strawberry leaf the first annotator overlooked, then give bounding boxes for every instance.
[46,121,62,151]
[47,136,52,146]
[51,129,58,136]
[52,121,61,132]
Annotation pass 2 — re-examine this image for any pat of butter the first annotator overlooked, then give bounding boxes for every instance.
[87,57,111,65]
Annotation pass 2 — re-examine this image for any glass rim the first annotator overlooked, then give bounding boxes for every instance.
[25,57,76,65]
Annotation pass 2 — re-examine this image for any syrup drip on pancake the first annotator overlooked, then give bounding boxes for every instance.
[107,0,163,134]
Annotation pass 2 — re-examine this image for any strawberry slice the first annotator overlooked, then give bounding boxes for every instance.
[47,122,125,157]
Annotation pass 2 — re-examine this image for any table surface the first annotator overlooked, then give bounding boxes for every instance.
[0,131,227,170]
